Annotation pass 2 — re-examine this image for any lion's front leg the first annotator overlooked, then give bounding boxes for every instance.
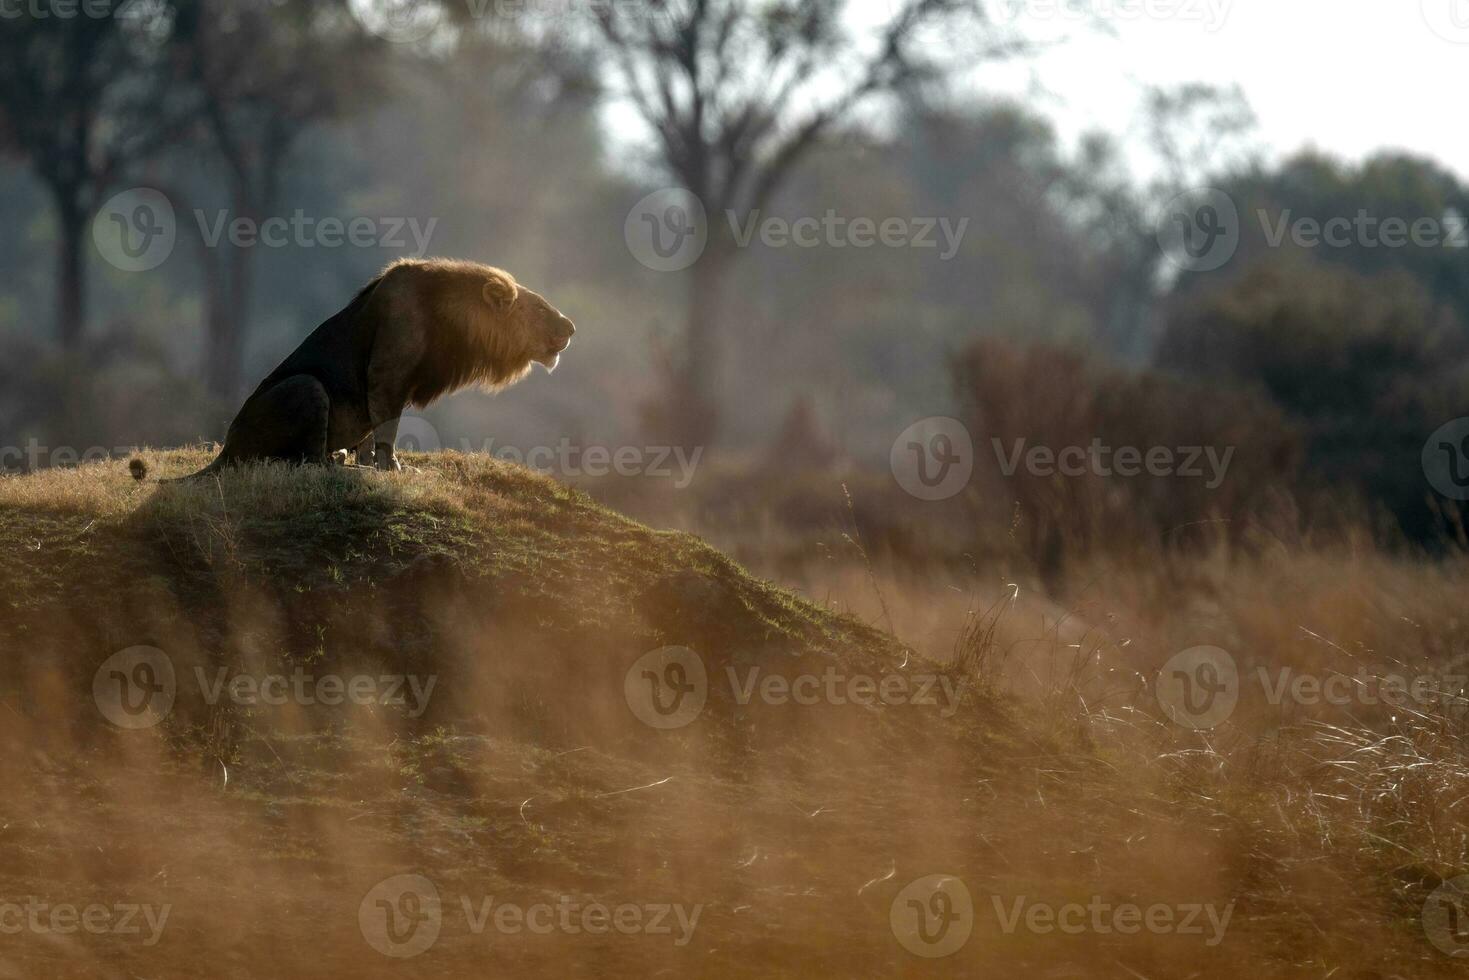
[369,417,402,471]
[353,433,376,467]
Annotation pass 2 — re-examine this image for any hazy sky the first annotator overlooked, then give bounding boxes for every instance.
[976,0,1469,180]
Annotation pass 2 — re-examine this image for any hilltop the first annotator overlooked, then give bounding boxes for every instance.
[0,452,1459,978]
[0,451,1030,977]
[0,449,957,741]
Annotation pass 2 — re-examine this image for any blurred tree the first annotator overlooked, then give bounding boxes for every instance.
[1143,83,1259,191]
[1179,151,1469,336]
[171,0,374,396]
[953,336,1300,581]
[1157,255,1469,543]
[1044,83,1260,358]
[0,1,193,348]
[584,0,1011,447]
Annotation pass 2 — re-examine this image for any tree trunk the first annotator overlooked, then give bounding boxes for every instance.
[56,196,87,349]
[206,192,256,398]
[206,241,252,396]
[200,244,229,392]
[669,249,729,450]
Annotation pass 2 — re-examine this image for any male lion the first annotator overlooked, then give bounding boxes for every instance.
[180,258,574,478]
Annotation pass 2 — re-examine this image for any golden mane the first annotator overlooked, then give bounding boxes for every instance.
[377,258,539,407]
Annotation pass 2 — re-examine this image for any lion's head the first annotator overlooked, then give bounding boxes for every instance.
[480,270,576,374]
[380,259,579,406]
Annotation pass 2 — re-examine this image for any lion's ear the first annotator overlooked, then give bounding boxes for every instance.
[481,272,519,312]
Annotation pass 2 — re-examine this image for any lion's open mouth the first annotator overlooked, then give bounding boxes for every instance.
[536,337,570,372]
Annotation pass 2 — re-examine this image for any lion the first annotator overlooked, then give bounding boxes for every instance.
[176,258,575,478]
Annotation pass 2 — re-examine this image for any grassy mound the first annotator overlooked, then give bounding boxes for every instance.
[0,448,942,743]
[0,451,1027,978]
[0,452,1462,978]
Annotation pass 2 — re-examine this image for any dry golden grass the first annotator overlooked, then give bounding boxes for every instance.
[1,452,1467,976]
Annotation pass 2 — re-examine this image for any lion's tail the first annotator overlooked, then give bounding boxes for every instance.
[143,455,226,483]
